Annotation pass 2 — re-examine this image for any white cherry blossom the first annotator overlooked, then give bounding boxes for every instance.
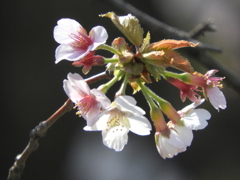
[155,124,193,159]
[204,70,226,111]
[84,96,152,151]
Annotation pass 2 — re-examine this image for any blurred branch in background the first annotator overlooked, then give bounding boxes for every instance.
[105,0,240,94]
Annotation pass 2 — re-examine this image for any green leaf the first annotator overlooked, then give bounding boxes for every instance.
[100,12,144,46]
[141,31,151,52]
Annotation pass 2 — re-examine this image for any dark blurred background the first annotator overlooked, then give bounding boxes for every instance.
[1,0,240,179]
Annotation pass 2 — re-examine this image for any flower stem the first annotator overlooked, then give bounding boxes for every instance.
[143,87,180,123]
[97,44,121,55]
[136,80,169,132]
[115,72,130,97]
[162,70,185,79]
[136,80,157,109]
[103,57,119,64]
[98,70,125,94]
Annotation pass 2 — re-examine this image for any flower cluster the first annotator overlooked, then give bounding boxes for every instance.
[53,12,226,158]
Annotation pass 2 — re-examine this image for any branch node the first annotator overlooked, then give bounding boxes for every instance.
[8,157,25,180]
[29,122,47,140]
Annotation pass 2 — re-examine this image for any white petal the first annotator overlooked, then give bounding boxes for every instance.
[174,125,193,146]
[55,45,88,63]
[167,130,186,149]
[157,140,181,159]
[54,18,82,44]
[180,99,205,114]
[207,86,227,110]
[127,114,152,135]
[183,109,211,130]
[84,113,111,131]
[102,126,129,151]
[89,26,108,49]
[114,96,145,115]
[156,132,186,159]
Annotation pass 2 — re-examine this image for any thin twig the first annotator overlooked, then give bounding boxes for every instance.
[7,71,111,180]
[104,0,221,52]
[188,18,217,38]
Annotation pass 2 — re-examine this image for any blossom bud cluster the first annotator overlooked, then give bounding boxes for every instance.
[53,12,226,158]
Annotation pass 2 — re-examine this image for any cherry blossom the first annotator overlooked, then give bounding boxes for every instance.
[72,51,104,74]
[187,70,226,110]
[155,123,193,159]
[63,73,111,126]
[54,18,108,64]
[204,70,226,111]
[167,77,200,102]
[84,96,152,151]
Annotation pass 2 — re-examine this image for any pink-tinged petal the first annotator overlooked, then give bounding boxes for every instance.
[63,79,79,103]
[127,114,152,135]
[102,126,129,151]
[182,109,211,130]
[55,45,88,63]
[90,89,111,109]
[207,86,227,111]
[54,18,82,44]
[205,69,218,77]
[114,96,145,115]
[83,104,101,126]
[89,26,108,48]
[67,73,90,96]
[63,73,111,127]
[67,72,83,80]
[63,73,86,103]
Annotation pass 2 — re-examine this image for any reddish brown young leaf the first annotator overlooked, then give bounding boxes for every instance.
[163,50,194,73]
[146,39,198,51]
